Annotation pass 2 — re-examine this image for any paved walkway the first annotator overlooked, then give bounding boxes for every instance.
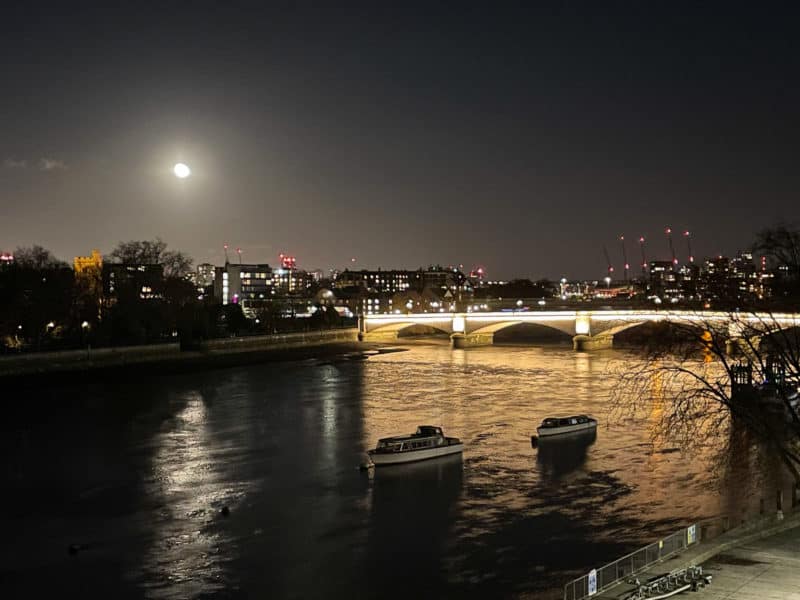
[701,528,800,599]
[595,512,800,600]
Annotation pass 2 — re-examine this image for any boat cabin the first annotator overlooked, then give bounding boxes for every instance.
[375,425,447,452]
[539,415,593,428]
[415,425,443,436]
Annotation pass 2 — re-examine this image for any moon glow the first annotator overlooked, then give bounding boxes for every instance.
[173,163,191,178]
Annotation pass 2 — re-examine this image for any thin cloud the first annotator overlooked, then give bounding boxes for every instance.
[39,158,68,171]
[3,158,27,168]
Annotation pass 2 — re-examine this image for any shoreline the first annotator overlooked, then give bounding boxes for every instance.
[0,328,383,386]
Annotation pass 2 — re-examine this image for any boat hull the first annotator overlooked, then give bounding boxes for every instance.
[369,443,464,466]
[537,421,597,437]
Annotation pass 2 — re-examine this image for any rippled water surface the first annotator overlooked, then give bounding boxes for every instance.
[1,343,786,599]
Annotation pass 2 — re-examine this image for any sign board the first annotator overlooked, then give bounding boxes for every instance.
[588,569,597,596]
[687,524,697,545]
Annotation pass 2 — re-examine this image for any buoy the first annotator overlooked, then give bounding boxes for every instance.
[530,435,538,448]
[220,506,230,517]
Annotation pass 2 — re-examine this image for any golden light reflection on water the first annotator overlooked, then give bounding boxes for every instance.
[360,343,779,543]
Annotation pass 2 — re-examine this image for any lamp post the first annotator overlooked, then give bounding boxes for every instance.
[81,321,91,357]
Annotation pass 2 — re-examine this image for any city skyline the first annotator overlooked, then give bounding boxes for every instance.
[0,230,775,284]
[2,3,798,279]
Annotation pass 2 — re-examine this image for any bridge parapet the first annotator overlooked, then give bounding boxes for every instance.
[361,310,800,351]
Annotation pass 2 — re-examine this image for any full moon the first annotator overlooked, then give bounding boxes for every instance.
[173,163,191,178]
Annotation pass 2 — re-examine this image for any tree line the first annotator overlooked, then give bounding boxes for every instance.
[0,238,346,353]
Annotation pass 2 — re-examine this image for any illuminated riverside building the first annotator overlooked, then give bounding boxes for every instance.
[102,263,164,304]
[192,262,215,300]
[638,250,772,305]
[272,267,314,293]
[73,249,103,273]
[214,263,272,307]
[334,269,412,293]
[0,251,14,268]
[334,266,471,296]
[73,249,103,297]
[213,262,315,317]
[196,263,215,288]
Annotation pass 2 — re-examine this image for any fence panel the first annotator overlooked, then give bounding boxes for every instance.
[563,524,697,600]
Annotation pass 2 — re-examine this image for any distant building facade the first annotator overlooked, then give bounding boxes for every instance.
[73,249,103,273]
[73,249,103,298]
[103,263,164,304]
[333,266,471,296]
[0,251,14,268]
[196,263,215,288]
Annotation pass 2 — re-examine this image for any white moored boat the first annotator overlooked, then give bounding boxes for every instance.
[536,415,597,438]
[367,426,463,466]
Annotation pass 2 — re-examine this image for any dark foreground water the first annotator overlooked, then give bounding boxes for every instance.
[0,343,786,599]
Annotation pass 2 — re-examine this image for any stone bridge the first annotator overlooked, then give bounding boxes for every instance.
[360,310,800,351]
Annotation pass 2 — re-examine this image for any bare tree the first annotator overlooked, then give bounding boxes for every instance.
[13,245,67,269]
[108,238,193,278]
[754,224,800,302]
[609,310,800,482]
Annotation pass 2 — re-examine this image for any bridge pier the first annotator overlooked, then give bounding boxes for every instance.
[451,332,494,348]
[572,334,613,351]
[725,336,762,358]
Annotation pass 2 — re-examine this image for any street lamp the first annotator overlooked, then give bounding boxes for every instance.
[81,321,91,355]
[604,276,611,289]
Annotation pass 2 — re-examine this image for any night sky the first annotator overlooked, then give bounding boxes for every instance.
[1,2,798,279]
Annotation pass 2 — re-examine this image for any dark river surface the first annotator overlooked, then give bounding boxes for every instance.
[0,342,787,599]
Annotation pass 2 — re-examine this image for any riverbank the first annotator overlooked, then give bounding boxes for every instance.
[592,508,800,600]
[0,328,371,384]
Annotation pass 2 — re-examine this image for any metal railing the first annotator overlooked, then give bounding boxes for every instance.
[563,524,697,600]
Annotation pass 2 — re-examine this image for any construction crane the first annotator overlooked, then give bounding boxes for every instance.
[639,236,647,275]
[619,235,630,282]
[684,231,694,263]
[665,227,677,266]
[603,245,615,279]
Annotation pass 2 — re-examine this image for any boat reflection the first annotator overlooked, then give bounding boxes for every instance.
[536,428,597,478]
[365,454,463,596]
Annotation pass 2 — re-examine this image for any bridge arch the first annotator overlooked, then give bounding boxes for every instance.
[468,320,576,339]
[490,321,575,344]
[362,316,454,342]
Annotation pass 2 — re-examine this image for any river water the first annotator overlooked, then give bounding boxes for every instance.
[0,342,786,599]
